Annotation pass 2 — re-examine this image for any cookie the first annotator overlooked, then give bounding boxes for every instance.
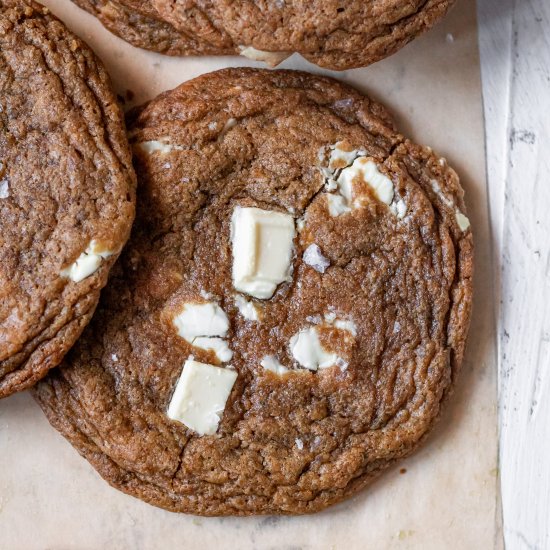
[153,0,456,69]
[72,0,236,56]
[0,0,135,397]
[35,68,473,515]
[70,0,455,69]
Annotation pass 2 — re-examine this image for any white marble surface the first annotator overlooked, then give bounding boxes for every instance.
[477,1,550,549]
[0,1,502,548]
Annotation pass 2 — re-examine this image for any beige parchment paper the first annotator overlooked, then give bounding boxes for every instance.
[0,1,501,548]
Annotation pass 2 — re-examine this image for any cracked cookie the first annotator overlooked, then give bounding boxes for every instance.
[0,0,136,397]
[71,0,455,69]
[35,68,473,515]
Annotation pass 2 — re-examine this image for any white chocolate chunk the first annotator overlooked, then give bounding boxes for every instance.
[390,199,407,219]
[288,315,356,372]
[192,337,233,362]
[295,438,304,450]
[238,46,291,66]
[430,179,470,231]
[329,142,362,170]
[234,294,260,322]
[167,359,237,435]
[231,206,295,299]
[173,302,233,362]
[64,254,101,282]
[323,313,357,337]
[134,138,182,155]
[335,169,354,204]
[455,210,471,231]
[0,178,9,199]
[173,302,229,342]
[321,145,394,217]
[61,240,115,282]
[326,194,351,216]
[303,244,330,273]
[333,319,357,337]
[260,355,289,375]
[290,327,338,371]
[338,157,394,206]
[324,175,338,192]
[396,200,407,218]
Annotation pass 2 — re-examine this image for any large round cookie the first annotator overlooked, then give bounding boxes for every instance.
[154,0,456,69]
[35,69,473,515]
[0,0,135,397]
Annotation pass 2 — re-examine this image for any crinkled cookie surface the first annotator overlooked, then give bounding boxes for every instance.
[36,69,473,515]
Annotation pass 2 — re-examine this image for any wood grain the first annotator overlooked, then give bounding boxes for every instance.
[478,0,550,548]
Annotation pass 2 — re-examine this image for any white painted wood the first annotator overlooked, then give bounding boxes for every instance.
[478,0,550,548]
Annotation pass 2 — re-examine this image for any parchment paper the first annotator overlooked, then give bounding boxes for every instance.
[0,1,501,548]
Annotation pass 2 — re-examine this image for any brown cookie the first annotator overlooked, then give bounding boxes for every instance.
[35,68,473,515]
[0,0,136,397]
[72,0,236,56]
[153,0,456,69]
